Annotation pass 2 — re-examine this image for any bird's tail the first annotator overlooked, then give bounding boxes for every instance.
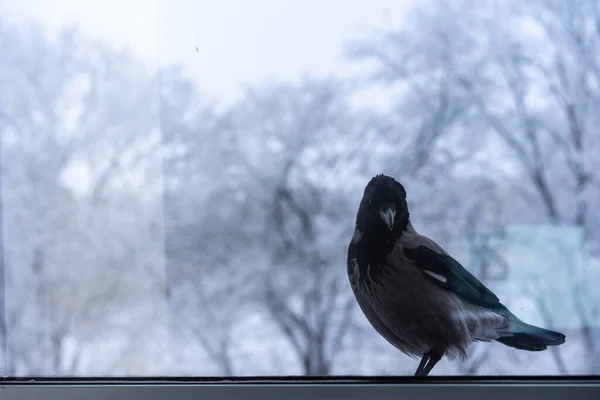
[496,318,566,351]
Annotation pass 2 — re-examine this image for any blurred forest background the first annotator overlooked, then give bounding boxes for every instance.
[0,0,599,376]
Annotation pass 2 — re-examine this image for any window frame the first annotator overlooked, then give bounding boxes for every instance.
[1,377,599,400]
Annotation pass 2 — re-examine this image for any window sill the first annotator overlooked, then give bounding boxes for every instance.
[1,376,598,400]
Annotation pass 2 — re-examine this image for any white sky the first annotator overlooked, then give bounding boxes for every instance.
[2,0,413,104]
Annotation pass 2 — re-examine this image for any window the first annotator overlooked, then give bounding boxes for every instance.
[0,0,598,398]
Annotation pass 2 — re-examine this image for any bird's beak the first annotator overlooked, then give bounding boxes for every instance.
[379,205,396,231]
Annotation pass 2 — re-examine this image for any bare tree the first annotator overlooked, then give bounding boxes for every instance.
[457,191,510,375]
[260,169,356,375]
[158,67,258,375]
[216,79,366,375]
[460,0,600,371]
[0,23,168,375]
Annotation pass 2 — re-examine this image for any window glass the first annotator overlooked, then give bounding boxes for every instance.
[0,0,597,377]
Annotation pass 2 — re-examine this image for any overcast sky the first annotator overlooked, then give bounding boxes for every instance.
[2,0,413,104]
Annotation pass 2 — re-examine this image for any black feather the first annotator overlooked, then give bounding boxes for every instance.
[404,245,567,351]
[404,245,506,311]
[496,323,566,351]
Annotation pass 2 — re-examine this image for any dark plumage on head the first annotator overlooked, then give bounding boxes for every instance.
[356,174,410,240]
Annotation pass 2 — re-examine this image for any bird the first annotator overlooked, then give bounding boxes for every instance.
[347,174,566,376]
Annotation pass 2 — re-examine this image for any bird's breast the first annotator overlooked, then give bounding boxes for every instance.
[348,254,472,358]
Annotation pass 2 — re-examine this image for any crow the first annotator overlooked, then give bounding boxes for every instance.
[347,174,566,376]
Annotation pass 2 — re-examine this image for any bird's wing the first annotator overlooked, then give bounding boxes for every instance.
[401,234,505,311]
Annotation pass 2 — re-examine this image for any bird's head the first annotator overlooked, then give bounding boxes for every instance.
[355,174,410,240]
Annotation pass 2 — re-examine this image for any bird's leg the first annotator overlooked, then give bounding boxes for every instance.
[414,352,431,376]
[420,351,442,377]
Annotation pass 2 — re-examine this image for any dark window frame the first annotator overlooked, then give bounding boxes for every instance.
[1,377,599,400]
